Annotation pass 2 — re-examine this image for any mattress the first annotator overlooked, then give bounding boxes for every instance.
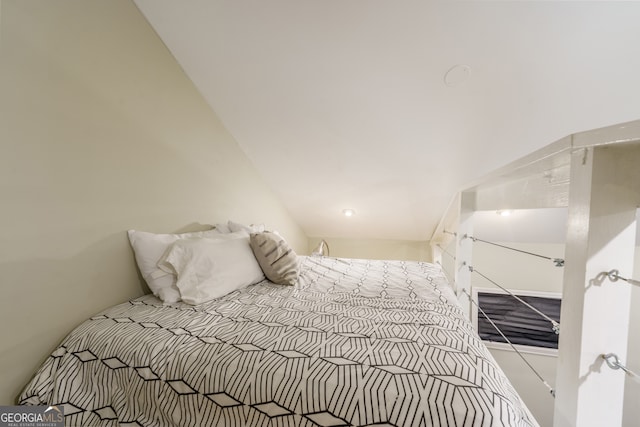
[20,256,536,426]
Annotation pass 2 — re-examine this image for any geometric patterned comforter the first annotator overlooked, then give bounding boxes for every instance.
[20,256,537,426]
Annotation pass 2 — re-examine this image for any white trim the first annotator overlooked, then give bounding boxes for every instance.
[471,286,561,357]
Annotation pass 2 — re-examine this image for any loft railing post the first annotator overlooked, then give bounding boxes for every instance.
[455,191,475,319]
[432,243,443,267]
[554,145,640,427]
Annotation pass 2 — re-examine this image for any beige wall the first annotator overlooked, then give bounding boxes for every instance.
[0,0,306,404]
[308,236,431,262]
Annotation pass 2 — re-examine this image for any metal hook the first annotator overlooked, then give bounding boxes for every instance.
[602,353,636,376]
[607,270,621,282]
[606,269,640,286]
[603,353,621,370]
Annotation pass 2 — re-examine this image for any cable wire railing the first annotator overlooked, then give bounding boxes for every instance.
[462,288,556,397]
[469,265,560,335]
[440,227,639,420]
[440,230,562,397]
[600,268,639,383]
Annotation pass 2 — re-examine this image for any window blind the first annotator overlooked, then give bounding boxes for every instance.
[477,292,561,349]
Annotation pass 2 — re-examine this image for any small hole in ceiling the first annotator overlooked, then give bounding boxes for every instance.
[444,64,471,87]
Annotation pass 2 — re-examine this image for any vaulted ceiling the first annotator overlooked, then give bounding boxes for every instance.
[134,0,640,241]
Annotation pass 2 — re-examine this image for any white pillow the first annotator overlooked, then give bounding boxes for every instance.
[127,229,245,303]
[213,223,232,234]
[228,220,265,234]
[158,237,265,305]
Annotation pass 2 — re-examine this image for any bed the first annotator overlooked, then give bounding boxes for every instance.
[20,255,535,426]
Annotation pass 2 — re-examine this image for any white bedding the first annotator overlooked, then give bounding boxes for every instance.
[20,256,536,426]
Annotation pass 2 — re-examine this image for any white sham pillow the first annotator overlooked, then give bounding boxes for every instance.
[213,223,232,234]
[228,220,265,234]
[159,236,265,305]
[127,229,245,303]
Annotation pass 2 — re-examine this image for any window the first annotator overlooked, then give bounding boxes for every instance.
[472,287,561,356]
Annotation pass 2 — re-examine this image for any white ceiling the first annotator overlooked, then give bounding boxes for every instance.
[134,0,640,242]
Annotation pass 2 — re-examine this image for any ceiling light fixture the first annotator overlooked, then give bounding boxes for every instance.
[343,209,355,217]
[497,210,513,217]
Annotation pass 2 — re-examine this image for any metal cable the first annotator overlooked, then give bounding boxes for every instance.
[470,266,560,334]
[463,288,556,397]
[436,261,454,285]
[465,235,564,267]
[436,244,456,261]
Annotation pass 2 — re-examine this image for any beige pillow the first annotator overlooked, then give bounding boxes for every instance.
[249,232,299,285]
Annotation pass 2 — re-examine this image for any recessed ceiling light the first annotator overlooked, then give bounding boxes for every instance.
[343,209,355,217]
[497,210,512,217]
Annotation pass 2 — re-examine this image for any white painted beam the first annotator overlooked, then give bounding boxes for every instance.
[455,191,475,319]
[431,244,443,267]
[431,193,459,277]
[473,164,570,211]
[554,145,640,427]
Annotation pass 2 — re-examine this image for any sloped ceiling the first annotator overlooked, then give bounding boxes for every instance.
[134,0,640,241]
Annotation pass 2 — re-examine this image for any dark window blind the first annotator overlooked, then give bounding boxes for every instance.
[477,292,561,349]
